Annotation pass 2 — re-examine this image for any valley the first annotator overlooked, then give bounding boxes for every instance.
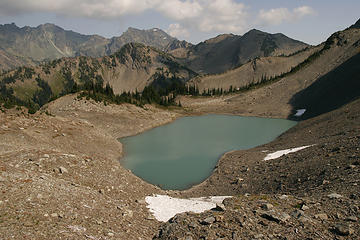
[0,19,359,240]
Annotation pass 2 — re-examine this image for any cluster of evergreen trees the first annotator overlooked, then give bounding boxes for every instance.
[1,40,330,114]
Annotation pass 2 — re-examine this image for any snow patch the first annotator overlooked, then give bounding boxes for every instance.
[145,195,231,222]
[294,109,306,117]
[264,145,313,161]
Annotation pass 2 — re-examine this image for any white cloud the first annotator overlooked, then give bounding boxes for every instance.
[0,0,249,36]
[167,23,190,39]
[156,0,203,21]
[257,6,315,26]
[0,1,316,40]
[162,0,248,38]
[0,0,154,17]
[294,6,316,18]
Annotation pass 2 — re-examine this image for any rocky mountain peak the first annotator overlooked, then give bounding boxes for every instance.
[350,18,360,29]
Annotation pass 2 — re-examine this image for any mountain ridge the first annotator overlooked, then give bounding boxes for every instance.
[0,23,308,74]
[172,28,309,74]
[0,23,186,71]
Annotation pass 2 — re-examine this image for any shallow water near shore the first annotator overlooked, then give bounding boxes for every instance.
[120,114,296,190]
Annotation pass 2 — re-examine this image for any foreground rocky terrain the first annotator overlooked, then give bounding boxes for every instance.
[1,90,359,239]
[158,98,359,239]
[0,96,182,239]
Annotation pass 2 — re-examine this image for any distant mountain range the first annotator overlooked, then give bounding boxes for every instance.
[0,23,187,71]
[3,20,359,115]
[0,23,307,73]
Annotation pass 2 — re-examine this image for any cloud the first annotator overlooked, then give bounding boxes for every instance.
[294,6,316,18]
[156,0,203,21]
[167,23,190,39]
[162,0,248,38]
[0,1,315,40]
[0,0,248,37]
[0,0,153,17]
[257,6,315,26]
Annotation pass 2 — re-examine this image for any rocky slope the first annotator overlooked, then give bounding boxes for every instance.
[0,23,186,70]
[1,18,359,240]
[180,25,360,120]
[0,42,196,110]
[187,45,320,93]
[0,95,181,240]
[172,29,309,74]
[153,25,360,240]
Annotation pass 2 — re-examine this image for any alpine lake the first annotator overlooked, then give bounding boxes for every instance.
[119,115,297,190]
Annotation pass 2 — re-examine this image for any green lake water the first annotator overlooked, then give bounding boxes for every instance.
[120,114,297,190]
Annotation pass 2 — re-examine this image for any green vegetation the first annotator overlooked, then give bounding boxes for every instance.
[190,42,333,98]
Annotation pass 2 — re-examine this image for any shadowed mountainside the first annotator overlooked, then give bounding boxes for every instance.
[172,29,309,74]
[289,52,360,120]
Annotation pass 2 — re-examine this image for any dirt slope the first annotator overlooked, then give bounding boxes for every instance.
[188,46,320,93]
[0,95,181,240]
[180,27,360,119]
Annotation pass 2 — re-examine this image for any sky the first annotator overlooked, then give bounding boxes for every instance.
[0,0,359,45]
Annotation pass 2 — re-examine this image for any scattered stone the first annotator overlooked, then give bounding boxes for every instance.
[123,209,133,218]
[350,193,359,200]
[201,216,216,225]
[135,199,146,204]
[336,212,343,219]
[214,203,226,211]
[290,210,305,219]
[215,215,224,222]
[322,180,330,184]
[334,223,354,236]
[107,232,114,237]
[68,225,86,233]
[315,213,328,220]
[279,195,288,200]
[146,215,155,220]
[345,216,358,222]
[254,234,264,239]
[261,203,273,210]
[50,213,58,218]
[327,193,343,199]
[301,204,309,211]
[23,221,33,227]
[59,166,68,174]
[235,178,244,184]
[260,210,290,223]
[43,154,50,158]
[188,222,198,229]
[349,164,356,169]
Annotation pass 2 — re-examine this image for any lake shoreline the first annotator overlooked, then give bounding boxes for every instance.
[119,114,296,190]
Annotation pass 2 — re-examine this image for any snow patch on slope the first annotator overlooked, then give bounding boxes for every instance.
[145,195,231,222]
[294,109,306,117]
[264,145,313,161]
